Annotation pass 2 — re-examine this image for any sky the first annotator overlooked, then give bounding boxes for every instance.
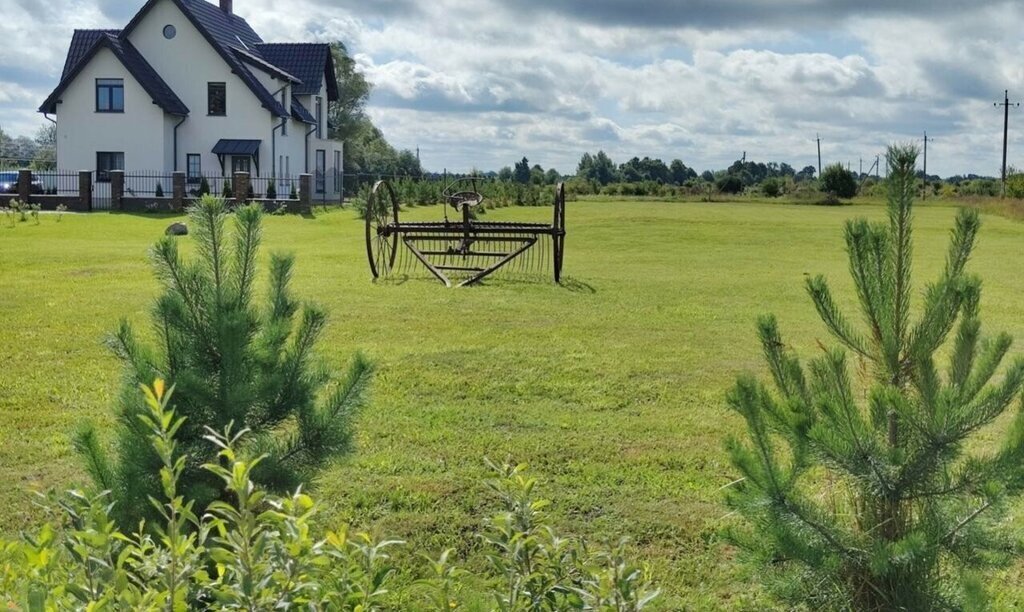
[2,0,1024,176]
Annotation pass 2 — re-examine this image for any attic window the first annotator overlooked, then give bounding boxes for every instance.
[163,25,176,39]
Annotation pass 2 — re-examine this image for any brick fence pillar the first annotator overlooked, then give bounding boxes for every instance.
[17,169,31,203]
[172,172,186,211]
[233,172,250,207]
[79,171,92,212]
[298,174,312,214]
[110,170,124,211]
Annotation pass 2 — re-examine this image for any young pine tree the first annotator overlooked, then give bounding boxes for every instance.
[76,196,373,528]
[725,144,1024,610]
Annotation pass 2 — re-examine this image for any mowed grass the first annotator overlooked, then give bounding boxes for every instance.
[3,198,1024,608]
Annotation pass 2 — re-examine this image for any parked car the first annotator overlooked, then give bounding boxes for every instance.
[0,171,44,194]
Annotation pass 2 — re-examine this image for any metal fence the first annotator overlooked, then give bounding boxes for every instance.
[124,172,174,198]
[250,176,300,200]
[33,170,79,195]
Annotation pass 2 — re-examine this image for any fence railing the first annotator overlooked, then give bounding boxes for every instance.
[33,170,80,195]
[250,176,300,200]
[124,172,174,198]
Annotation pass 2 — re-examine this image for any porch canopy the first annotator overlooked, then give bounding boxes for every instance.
[213,139,261,176]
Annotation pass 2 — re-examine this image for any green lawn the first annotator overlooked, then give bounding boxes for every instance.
[3,198,1024,609]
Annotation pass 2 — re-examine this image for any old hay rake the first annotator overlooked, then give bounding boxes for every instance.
[365,177,566,287]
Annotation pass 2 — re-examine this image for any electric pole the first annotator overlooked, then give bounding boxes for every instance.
[876,155,880,180]
[994,90,1020,197]
[922,131,933,199]
[816,134,822,178]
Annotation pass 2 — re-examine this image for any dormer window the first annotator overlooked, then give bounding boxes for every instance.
[208,82,226,116]
[96,79,124,113]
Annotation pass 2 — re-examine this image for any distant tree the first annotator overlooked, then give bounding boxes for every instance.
[670,159,697,185]
[514,157,531,184]
[498,166,513,182]
[530,163,546,185]
[761,177,782,198]
[701,170,715,183]
[795,165,817,182]
[619,157,643,183]
[544,168,561,185]
[577,151,618,185]
[820,163,857,199]
[33,124,56,170]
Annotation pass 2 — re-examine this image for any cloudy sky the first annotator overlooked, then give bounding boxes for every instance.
[3,0,1024,176]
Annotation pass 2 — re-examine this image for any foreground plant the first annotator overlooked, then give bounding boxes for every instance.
[2,382,657,611]
[725,144,1024,609]
[75,195,373,528]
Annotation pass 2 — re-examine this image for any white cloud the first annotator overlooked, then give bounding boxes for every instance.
[2,0,1024,175]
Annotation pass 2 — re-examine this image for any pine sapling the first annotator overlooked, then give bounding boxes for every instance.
[74,195,373,528]
[724,144,1024,610]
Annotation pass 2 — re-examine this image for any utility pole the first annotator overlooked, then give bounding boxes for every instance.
[816,134,822,178]
[859,158,863,177]
[876,155,880,180]
[922,131,932,199]
[995,90,1020,197]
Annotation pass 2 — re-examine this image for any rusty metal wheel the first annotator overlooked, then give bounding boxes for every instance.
[552,182,566,283]
[365,180,400,279]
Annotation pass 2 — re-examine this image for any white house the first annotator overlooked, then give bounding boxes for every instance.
[40,0,343,197]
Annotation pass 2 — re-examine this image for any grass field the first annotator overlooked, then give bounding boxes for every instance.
[3,198,1024,608]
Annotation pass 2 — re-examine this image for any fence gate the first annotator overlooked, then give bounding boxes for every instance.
[91,172,111,211]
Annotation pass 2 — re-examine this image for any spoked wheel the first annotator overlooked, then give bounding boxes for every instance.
[552,182,566,283]
[365,180,400,279]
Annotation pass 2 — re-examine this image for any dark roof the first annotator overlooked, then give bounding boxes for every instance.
[233,47,299,83]
[120,0,289,118]
[291,96,315,124]
[256,43,339,101]
[62,29,120,78]
[212,139,261,155]
[40,33,189,116]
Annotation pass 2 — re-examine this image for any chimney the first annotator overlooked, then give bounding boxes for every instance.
[220,0,232,14]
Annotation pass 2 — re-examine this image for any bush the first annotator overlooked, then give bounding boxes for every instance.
[725,144,1024,609]
[819,163,857,199]
[198,176,211,197]
[2,381,659,610]
[222,180,233,199]
[760,177,782,198]
[266,181,277,200]
[716,174,743,194]
[74,196,373,528]
[154,182,164,198]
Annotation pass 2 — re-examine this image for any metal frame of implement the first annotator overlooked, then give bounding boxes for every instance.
[365,177,566,287]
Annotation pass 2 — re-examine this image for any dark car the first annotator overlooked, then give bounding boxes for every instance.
[0,171,45,194]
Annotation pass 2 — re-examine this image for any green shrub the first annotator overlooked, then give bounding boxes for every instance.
[819,163,857,199]
[198,176,211,197]
[74,196,373,528]
[760,177,782,198]
[266,181,277,200]
[155,182,164,198]
[724,144,1024,609]
[716,175,743,194]
[3,381,658,610]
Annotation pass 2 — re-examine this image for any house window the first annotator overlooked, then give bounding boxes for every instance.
[315,97,323,139]
[96,79,124,113]
[208,82,226,116]
[232,156,251,174]
[187,154,201,184]
[96,152,124,182]
[334,150,341,193]
[315,149,325,194]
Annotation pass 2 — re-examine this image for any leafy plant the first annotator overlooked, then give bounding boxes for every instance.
[155,182,165,198]
[222,180,233,199]
[724,144,1024,609]
[266,181,277,200]
[4,382,657,611]
[29,203,40,225]
[74,195,373,528]
[198,176,211,197]
[56,203,67,221]
[290,184,298,200]
[820,163,857,199]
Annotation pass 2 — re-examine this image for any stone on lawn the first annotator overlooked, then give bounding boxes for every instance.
[166,222,188,236]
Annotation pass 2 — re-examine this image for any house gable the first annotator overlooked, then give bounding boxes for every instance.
[39,33,188,116]
[120,0,288,118]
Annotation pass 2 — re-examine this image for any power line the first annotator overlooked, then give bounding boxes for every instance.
[994,90,1020,197]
